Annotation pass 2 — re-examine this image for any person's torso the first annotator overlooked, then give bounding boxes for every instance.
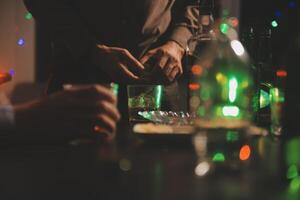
[48,0,181,93]
[75,0,175,54]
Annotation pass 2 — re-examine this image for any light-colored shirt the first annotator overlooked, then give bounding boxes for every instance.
[0,105,15,130]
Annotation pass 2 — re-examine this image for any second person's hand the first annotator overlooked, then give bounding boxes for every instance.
[94,45,145,84]
[140,41,184,83]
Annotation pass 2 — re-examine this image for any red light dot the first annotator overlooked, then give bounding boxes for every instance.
[0,73,12,84]
[94,125,103,133]
[239,145,251,161]
[276,70,287,77]
[229,17,239,27]
[189,83,200,90]
[191,65,203,76]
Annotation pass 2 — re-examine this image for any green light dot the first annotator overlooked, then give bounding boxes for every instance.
[25,12,33,20]
[220,23,229,34]
[271,20,278,28]
[222,9,229,17]
[197,107,206,117]
[287,165,299,180]
[212,153,225,162]
[226,131,239,142]
[290,176,300,193]
[201,88,210,101]
[260,89,270,108]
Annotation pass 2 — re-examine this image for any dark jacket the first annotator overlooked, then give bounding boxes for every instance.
[24,0,198,113]
[24,0,198,87]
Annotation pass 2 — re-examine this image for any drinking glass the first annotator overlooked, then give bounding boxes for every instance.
[127,85,163,123]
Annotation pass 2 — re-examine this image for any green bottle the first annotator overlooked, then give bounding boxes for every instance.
[189,20,254,129]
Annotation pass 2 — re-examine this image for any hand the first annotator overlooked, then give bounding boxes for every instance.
[14,85,120,139]
[140,41,185,83]
[94,45,144,84]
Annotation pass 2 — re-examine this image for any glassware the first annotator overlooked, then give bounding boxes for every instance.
[270,87,285,136]
[127,85,163,123]
[189,20,254,129]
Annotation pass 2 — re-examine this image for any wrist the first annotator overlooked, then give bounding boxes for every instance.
[167,40,185,58]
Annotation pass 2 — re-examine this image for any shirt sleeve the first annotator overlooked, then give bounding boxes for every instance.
[169,2,199,50]
[0,105,15,130]
[23,0,98,61]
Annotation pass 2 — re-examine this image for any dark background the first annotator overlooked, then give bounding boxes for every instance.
[35,0,299,82]
[240,0,299,68]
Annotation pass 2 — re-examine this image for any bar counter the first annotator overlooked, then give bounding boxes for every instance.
[0,124,299,200]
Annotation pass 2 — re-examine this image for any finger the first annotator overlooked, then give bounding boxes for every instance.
[157,54,169,70]
[177,61,183,74]
[98,101,121,121]
[169,66,180,81]
[96,114,117,134]
[140,49,157,64]
[118,63,140,81]
[120,49,144,71]
[163,59,176,77]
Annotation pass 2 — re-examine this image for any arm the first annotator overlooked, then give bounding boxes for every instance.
[169,0,199,50]
[14,85,120,139]
[140,1,199,83]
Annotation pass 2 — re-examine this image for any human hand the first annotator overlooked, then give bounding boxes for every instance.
[140,41,185,83]
[14,85,120,139]
[95,45,144,84]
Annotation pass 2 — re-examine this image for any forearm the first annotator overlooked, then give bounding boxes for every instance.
[169,2,199,50]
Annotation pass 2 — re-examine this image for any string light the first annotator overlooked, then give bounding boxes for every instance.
[271,20,279,28]
[9,69,15,76]
[17,38,25,46]
[275,10,282,18]
[276,69,287,77]
[25,12,32,20]
[270,1,296,29]
[288,1,296,9]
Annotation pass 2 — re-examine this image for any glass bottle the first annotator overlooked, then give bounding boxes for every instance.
[241,27,260,123]
[187,0,215,112]
[189,20,254,129]
[256,28,275,126]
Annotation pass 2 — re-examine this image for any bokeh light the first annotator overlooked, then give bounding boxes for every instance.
[8,69,15,76]
[195,161,210,177]
[271,20,279,28]
[231,40,245,56]
[17,38,25,46]
[25,12,33,20]
[239,145,251,161]
[287,165,299,180]
[189,83,200,91]
[191,65,203,76]
[212,152,225,162]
